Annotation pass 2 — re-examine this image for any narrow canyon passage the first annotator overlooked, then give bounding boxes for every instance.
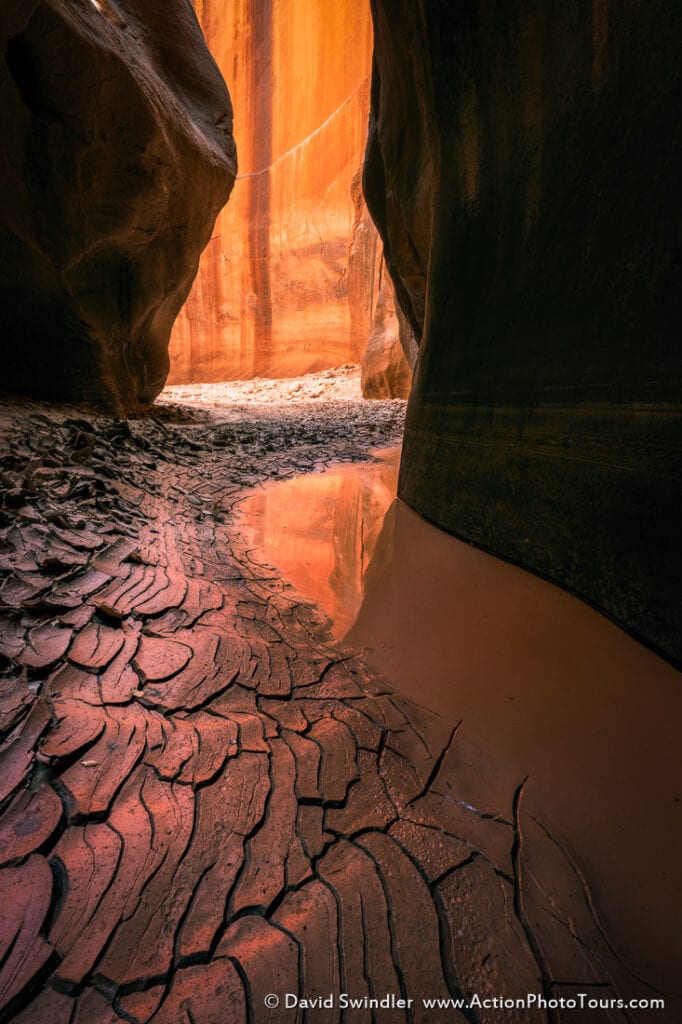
[0,1,678,1022]
[0,378,673,1023]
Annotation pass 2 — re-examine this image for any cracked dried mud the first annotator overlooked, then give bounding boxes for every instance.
[0,372,673,1022]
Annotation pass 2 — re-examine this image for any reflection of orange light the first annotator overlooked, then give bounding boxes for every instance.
[240,449,400,637]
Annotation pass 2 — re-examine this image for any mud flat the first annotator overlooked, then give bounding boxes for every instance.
[347,499,682,1004]
[0,376,676,1021]
[242,447,682,1014]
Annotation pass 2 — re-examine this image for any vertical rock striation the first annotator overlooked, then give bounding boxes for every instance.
[1,0,236,411]
[365,0,682,662]
[348,169,414,400]
[169,0,380,384]
[360,270,414,400]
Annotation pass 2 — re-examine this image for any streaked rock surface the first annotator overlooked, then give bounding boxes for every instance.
[1,0,236,411]
[364,0,681,662]
[169,0,374,383]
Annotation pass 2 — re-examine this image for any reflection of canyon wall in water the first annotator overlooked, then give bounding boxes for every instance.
[170,0,398,385]
[240,450,400,636]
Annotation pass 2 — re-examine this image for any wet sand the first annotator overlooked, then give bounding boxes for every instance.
[242,450,682,1006]
[348,499,682,1000]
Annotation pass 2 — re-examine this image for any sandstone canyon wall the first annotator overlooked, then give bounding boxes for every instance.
[1,0,236,411]
[360,270,413,401]
[365,1,681,662]
[348,171,414,400]
[170,0,410,393]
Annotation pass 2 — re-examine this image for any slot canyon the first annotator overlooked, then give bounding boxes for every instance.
[0,2,679,1023]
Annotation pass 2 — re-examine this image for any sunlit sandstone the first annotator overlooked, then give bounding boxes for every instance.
[169,0,378,383]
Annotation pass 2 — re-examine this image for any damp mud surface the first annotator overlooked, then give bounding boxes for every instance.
[241,441,682,1009]
[0,369,678,1022]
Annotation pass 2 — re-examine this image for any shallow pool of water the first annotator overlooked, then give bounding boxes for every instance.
[238,448,400,637]
[238,452,682,999]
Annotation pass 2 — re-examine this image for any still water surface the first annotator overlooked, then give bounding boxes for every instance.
[239,448,400,637]
[238,450,682,997]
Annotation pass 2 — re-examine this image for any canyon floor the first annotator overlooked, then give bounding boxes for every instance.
[0,370,673,1023]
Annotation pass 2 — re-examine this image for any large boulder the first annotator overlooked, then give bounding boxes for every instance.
[365,1,681,663]
[0,0,236,411]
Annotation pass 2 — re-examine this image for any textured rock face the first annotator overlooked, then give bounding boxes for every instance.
[365,1,682,662]
[348,170,413,400]
[1,0,236,411]
[361,272,413,400]
[169,0,375,383]
[348,170,382,381]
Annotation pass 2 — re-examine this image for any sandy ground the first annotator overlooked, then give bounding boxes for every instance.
[158,364,369,412]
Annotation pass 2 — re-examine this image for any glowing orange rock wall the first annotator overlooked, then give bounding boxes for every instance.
[169,0,374,382]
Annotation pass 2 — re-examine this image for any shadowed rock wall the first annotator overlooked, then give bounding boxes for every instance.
[169,0,375,383]
[361,270,413,401]
[365,1,681,662]
[348,169,414,400]
[0,0,236,412]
